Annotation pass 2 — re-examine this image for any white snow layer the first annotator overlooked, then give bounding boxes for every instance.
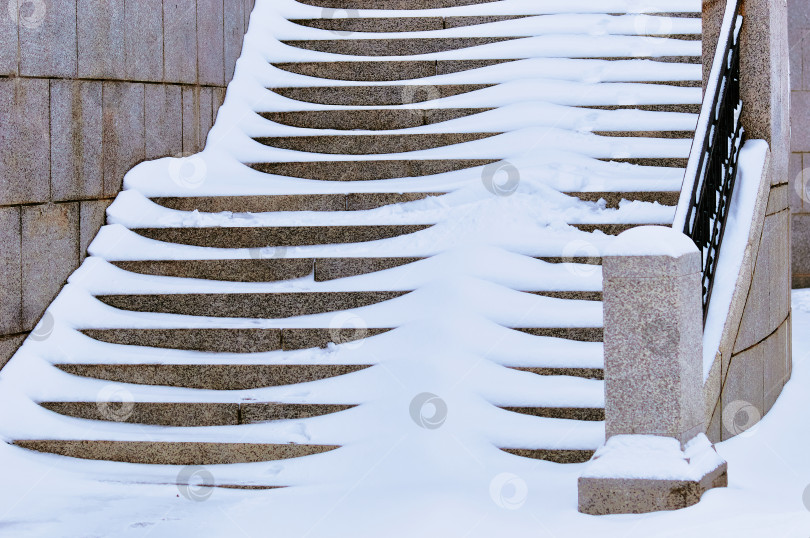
[5,1,800,536]
[702,140,770,378]
[581,433,725,481]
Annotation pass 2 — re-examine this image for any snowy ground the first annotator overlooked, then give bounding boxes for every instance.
[0,291,808,537]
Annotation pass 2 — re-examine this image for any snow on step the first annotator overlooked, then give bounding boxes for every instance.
[0,0,700,484]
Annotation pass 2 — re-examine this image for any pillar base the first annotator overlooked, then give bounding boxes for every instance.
[577,434,727,515]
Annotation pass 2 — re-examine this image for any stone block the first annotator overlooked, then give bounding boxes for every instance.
[0,207,22,335]
[578,435,728,515]
[704,356,722,443]
[789,0,810,30]
[21,203,80,331]
[792,213,810,286]
[200,86,214,146]
[0,334,26,371]
[764,318,790,413]
[803,33,810,93]
[50,80,104,201]
[125,0,163,81]
[182,86,213,154]
[213,87,226,123]
[733,215,773,354]
[197,0,225,86]
[163,0,197,84]
[0,1,16,75]
[789,151,804,212]
[791,91,810,153]
[224,0,246,82]
[0,78,50,205]
[77,0,125,79]
[579,465,728,515]
[767,210,791,328]
[603,229,705,444]
[721,343,764,440]
[144,84,182,160]
[739,0,790,184]
[789,27,804,91]
[102,82,145,197]
[766,184,789,215]
[80,199,112,261]
[19,0,77,77]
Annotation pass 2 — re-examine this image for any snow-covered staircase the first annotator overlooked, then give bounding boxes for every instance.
[0,0,701,487]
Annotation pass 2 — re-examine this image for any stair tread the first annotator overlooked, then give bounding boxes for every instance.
[96,291,410,318]
[56,364,373,389]
[15,440,339,465]
[131,225,433,248]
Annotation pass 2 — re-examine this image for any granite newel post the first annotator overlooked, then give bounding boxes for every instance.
[578,227,727,515]
[602,227,705,445]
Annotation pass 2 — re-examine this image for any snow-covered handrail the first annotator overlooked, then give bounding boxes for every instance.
[672,0,744,319]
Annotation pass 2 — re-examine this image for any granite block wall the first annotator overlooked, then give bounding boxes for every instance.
[789,0,810,287]
[0,0,256,367]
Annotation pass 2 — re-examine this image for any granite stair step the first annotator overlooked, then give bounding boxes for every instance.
[249,159,495,180]
[56,364,372,390]
[260,109,490,130]
[14,441,339,465]
[565,223,639,235]
[511,367,604,380]
[271,85,490,106]
[281,37,521,56]
[132,225,432,248]
[516,328,603,342]
[528,291,602,301]
[151,193,445,213]
[502,406,605,421]
[599,157,689,168]
[565,191,680,208]
[592,130,693,139]
[584,104,701,114]
[571,223,658,235]
[500,448,596,464]
[96,291,410,318]
[80,328,394,352]
[40,402,355,426]
[289,16,528,34]
[273,60,514,81]
[254,133,499,154]
[112,257,425,282]
[535,256,602,266]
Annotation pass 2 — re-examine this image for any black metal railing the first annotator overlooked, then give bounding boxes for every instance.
[674,1,744,321]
